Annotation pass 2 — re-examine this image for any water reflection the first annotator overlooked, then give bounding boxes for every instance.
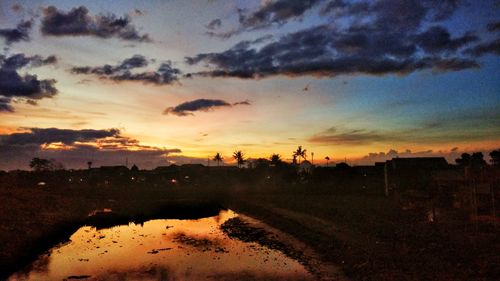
[9,210,314,281]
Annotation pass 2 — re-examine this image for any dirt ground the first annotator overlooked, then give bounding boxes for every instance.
[1,183,499,280]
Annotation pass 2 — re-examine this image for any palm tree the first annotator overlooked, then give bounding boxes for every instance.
[233,150,245,168]
[270,154,282,165]
[213,153,223,166]
[293,146,307,164]
[325,156,330,167]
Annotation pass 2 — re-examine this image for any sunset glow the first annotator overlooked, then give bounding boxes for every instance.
[0,0,499,170]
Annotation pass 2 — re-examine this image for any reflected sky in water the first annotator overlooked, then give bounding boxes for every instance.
[9,210,313,281]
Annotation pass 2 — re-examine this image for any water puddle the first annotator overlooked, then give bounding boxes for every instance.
[8,210,314,281]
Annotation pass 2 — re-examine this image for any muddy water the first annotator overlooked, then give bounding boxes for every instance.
[8,210,314,281]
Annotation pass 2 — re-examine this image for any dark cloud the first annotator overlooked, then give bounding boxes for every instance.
[191,0,483,78]
[0,128,120,145]
[239,0,321,29]
[321,0,462,31]
[430,57,480,71]
[71,55,148,75]
[0,20,32,45]
[415,26,477,53]
[487,21,500,32]
[233,100,251,106]
[187,23,479,79]
[308,127,390,145]
[0,127,183,170]
[215,0,462,39]
[206,19,222,30]
[131,9,145,16]
[163,99,231,116]
[0,54,58,112]
[41,6,151,42]
[71,55,181,85]
[0,97,14,112]
[163,98,249,116]
[11,4,23,13]
[1,53,57,70]
[309,107,500,146]
[465,38,500,57]
[209,0,321,38]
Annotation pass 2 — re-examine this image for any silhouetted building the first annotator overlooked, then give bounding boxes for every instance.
[384,157,449,196]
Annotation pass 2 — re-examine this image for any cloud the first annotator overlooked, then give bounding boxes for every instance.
[163,98,249,116]
[233,100,251,106]
[0,97,14,112]
[188,0,490,79]
[415,26,477,53]
[209,0,321,38]
[1,53,57,70]
[465,38,500,57]
[210,0,463,38]
[487,21,500,32]
[0,128,120,145]
[308,110,500,146]
[239,0,321,29]
[70,55,181,85]
[0,127,183,170]
[0,53,58,112]
[40,6,151,42]
[187,23,479,79]
[0,20,32,45]
[206,19,222,30]
[308,127,391,145]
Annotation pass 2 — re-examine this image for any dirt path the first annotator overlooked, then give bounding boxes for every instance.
[239,214,348,281]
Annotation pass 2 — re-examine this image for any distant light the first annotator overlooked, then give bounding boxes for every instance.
[131,177,135,180]
[37,182,46,186]
[184,175,190,179]
[171,179,177,183]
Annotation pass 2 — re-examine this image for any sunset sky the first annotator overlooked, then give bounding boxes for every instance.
[0,0,499,170]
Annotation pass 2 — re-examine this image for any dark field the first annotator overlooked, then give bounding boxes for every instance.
[0,167,499,280]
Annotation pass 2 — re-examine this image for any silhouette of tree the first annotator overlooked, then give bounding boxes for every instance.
[455,153,471,167]
[490,149,500,166]
[233,150,245,168]
[293,146,307,164]
[29,157,53,171]
[270,154,282,165]
[213,153,223,166]
[131,164,139,172]
[456,152,487,173]
[87,161,93,169]
[325,156,330,167]
[471,152,487,168]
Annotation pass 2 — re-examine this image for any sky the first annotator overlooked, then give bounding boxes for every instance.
[0,0,499,170]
